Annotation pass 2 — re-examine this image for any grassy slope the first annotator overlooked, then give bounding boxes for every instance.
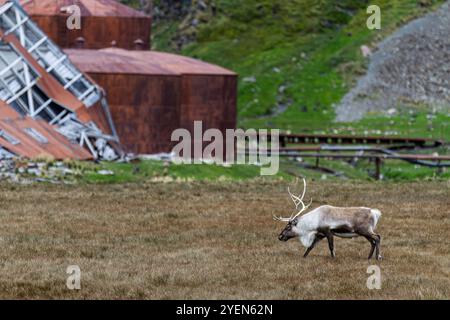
[153,0,449,138]
[64,157,447,184]
[147,0,450,181]
[93,1,450,183]
[81,160,290,183]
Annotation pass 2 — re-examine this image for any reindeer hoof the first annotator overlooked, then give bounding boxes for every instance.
[376,255,383,261]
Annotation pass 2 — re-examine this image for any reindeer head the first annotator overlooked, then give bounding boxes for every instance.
[274,178,312,242]
[278,218,299,241]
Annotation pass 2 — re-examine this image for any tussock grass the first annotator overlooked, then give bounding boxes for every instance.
[0,180,448,299]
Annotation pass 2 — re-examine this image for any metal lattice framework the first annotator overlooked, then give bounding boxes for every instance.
[0,1,119,159]
[0,2,100,108]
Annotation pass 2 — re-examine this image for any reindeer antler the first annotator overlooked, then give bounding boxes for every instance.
[273,178,312,222]
[272,215,292,222]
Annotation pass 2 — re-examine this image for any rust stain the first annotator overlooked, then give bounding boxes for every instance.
[66,48,238,154]
[21,0,151,50]
[20,0,149,17]
[0,101,92,160]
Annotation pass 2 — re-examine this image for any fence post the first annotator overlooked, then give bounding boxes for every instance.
[375,157,382,180]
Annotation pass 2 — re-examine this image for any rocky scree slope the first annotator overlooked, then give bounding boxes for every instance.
[336,1,450,121]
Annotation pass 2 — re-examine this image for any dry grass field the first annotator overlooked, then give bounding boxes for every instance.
[0,179,448,299]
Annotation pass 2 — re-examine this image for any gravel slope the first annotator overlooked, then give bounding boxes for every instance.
[336,1,450,121]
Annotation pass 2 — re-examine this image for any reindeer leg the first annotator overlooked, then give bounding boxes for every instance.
[324,230,335,258]
[364,236,376,260]
[359,231,381,260]
[375,234,382,260]
[303,234,324,258]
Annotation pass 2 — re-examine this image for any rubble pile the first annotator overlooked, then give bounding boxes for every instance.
[0,159,84,184]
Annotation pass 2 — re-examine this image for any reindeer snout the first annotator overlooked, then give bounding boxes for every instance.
[278,234,285,241]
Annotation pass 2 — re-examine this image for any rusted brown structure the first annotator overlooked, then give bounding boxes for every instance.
[0,101,92,160]
[66,48,237,154]
[278,133,443,148]
[21,0,151,50]
[0,1,119,160]
[64,48,181,154]
[0,0,237,158]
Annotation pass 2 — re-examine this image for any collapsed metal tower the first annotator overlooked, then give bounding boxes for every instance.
[0,0,119,160]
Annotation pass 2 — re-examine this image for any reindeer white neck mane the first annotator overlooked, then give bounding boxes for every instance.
[293,207,323,247]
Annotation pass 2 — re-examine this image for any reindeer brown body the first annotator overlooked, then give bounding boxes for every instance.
[274,179,382,260]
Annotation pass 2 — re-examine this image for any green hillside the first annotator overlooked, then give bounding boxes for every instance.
[113,0,450,181]
[150,0,449,140]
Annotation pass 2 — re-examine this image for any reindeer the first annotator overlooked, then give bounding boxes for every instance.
[274,179,382,260]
